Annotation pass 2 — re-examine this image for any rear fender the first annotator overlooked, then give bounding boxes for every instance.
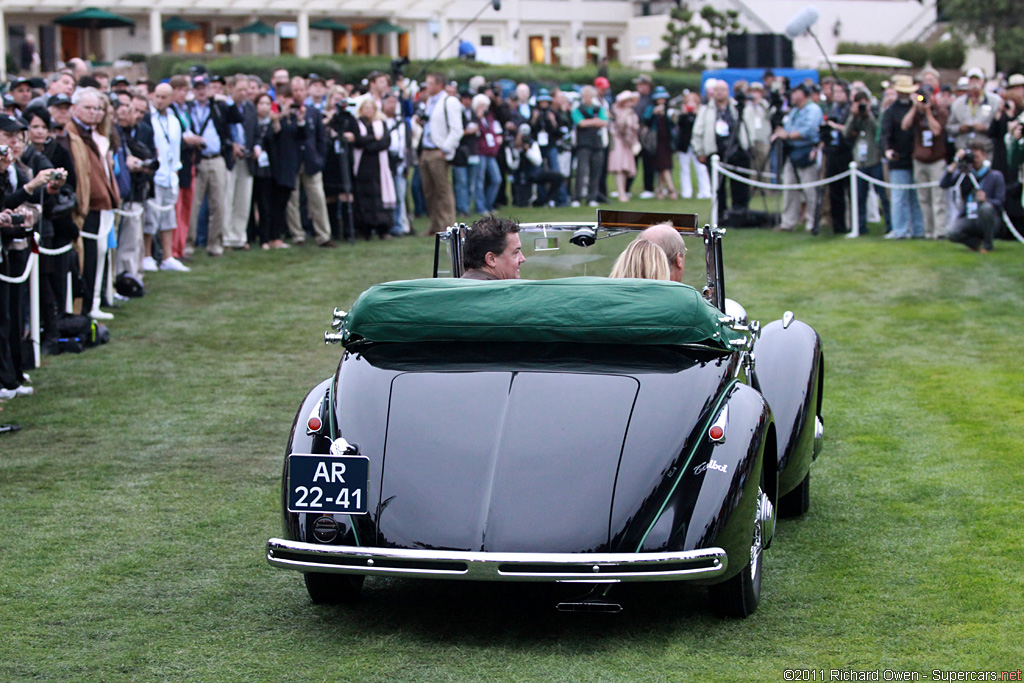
[634,384,773,582]
[281,377,360,548]
[751,318,823,498]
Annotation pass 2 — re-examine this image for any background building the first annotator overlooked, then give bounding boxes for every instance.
[3,0,983,83]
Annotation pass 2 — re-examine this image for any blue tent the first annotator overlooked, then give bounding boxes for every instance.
[701,68,819,95]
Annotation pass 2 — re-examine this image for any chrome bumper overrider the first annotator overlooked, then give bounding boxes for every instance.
[266,539,728,583]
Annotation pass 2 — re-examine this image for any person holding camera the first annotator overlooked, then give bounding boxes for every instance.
[771,84,822,232]
[901,84,949,239]
[1,113,68,396]
[418,72,463,236]
[881,75,926,239]
[940,139,1004,253]
[846,90,892,235]
[143,83,188,272]
[821,81,853,234]
[693,80,750,219]
[947,68,1002,153]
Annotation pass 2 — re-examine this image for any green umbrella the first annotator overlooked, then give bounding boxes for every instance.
[54,7,135,30]
[310,18,350,32]
[162,16,200,33]
[236,20,276,36]
[360,20,406,35]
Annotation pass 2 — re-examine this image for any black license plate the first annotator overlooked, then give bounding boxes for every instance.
[287,454,369,515]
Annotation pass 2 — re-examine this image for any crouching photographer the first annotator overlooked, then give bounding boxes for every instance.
[1,112,71,398]
[940,139,1005,253]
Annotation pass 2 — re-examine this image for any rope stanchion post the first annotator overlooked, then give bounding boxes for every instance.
[29,252,40,369]
[848,161,860,238]
[710,154,720,229]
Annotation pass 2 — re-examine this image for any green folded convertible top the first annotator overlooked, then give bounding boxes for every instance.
[339,277,742,351]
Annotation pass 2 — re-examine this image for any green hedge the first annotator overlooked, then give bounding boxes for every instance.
[146,53,891,98]
[146,53,705,94]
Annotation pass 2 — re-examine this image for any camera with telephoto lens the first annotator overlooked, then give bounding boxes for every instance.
[857,102,869,116]
[390,56,410,79]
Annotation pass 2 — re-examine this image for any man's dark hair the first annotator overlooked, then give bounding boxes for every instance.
[464,216,520,270]
[426,72,445,86]
[968,138,993,154]
[275,82,293,100]
[79,75,101,90]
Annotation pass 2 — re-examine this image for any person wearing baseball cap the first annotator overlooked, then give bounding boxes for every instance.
[948,67,1003,152]
[631,75,656,198]
[7,78,33,113]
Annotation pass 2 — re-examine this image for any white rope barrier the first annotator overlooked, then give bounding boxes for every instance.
[1002,210,1024,244]
[719,161,777,179]
[145,199,177,214]
[37,242,75,256]
[852,168,941,191]
[717,163,853,191]
[0,250,35,284]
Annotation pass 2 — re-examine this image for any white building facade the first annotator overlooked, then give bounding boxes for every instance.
[2,0,958,82]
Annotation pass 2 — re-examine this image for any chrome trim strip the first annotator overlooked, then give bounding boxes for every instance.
[813,415,824,459]
[266,539,728,583]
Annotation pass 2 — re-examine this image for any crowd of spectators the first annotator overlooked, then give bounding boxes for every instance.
[2,59,1022,408]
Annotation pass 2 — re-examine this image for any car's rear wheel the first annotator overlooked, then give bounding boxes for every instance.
[779,471,810,517]
[303,573,364,605]
[710,473,764,618]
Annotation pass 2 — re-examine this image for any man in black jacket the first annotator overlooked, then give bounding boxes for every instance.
[186,74,242,256]
[284,76,334,247]
[223,74,259,249]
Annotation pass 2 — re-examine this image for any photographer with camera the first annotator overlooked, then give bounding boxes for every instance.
[23,106,78,354]
[693,80,750,219]
[900,84,948,239]
[771,84,822,232]
[940,139,1004,253]
[1,113,68,397]
[846,90,892,236]
[881,75,925,239]
[820,81,853,234]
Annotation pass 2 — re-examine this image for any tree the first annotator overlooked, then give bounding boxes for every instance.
[942,0,1024,73]
[658,1,742,70]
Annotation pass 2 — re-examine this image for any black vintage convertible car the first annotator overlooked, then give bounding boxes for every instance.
[266,210,824,617]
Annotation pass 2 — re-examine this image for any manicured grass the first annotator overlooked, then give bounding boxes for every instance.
[1,198,1022,682]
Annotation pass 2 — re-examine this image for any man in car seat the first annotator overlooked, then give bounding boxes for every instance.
[461,216,526,280]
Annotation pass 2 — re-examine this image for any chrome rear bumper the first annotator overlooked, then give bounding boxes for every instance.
[267,538,728,583]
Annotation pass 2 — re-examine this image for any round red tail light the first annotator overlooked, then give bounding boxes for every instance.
[307,416,323,432]
[709,425,724,441]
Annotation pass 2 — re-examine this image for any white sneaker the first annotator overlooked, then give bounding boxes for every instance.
[90,309,114,320]
[0,388,17,400]
[142,256,159,272]
[588,200,600,208]
[570,200,581,208]
[161,257,191,272]
[113,292,130,303]
[639,191,655,199]
[15,385,33,397]
[610,191,619,198]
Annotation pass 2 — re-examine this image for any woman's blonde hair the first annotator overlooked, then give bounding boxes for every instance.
[609,238,671,281]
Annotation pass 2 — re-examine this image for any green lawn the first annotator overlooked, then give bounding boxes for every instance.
[1,198,1022,682]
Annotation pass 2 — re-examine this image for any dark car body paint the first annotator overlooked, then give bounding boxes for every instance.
[751,319,823,497]
[281,342,778,584]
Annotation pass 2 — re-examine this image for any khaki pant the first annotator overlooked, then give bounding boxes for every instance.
[115,201,144,279]
[223,161,253,247]
[913,158,947,239]
[780,159,820,231]
[190,156,228,254]
[286,166,332,245]
[419,149,455,235]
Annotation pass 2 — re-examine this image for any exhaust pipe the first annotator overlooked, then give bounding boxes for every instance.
[556,585,623,613]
